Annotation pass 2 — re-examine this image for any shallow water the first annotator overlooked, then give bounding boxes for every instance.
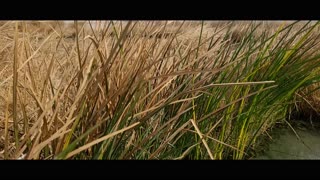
[256,128,320,159]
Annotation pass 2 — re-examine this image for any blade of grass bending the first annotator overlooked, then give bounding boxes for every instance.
[190,119,214,160]
[65,122,140,159]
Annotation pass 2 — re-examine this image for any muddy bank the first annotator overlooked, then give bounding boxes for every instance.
[255,122,320,159]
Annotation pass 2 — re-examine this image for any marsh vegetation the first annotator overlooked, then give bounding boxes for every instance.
[0,21,319,159]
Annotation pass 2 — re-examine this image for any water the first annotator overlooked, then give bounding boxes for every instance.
[256,128,320,159]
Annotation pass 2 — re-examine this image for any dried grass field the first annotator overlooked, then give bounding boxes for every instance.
[0,21,319,159]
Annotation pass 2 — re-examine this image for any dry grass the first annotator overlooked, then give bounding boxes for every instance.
[0,20,319,159]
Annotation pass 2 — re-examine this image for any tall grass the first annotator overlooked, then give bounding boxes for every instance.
[0,20,320,159]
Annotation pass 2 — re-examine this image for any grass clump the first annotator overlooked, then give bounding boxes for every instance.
[0,20,319,159]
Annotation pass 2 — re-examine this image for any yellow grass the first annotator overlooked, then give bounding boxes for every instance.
[0,20,319,159]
